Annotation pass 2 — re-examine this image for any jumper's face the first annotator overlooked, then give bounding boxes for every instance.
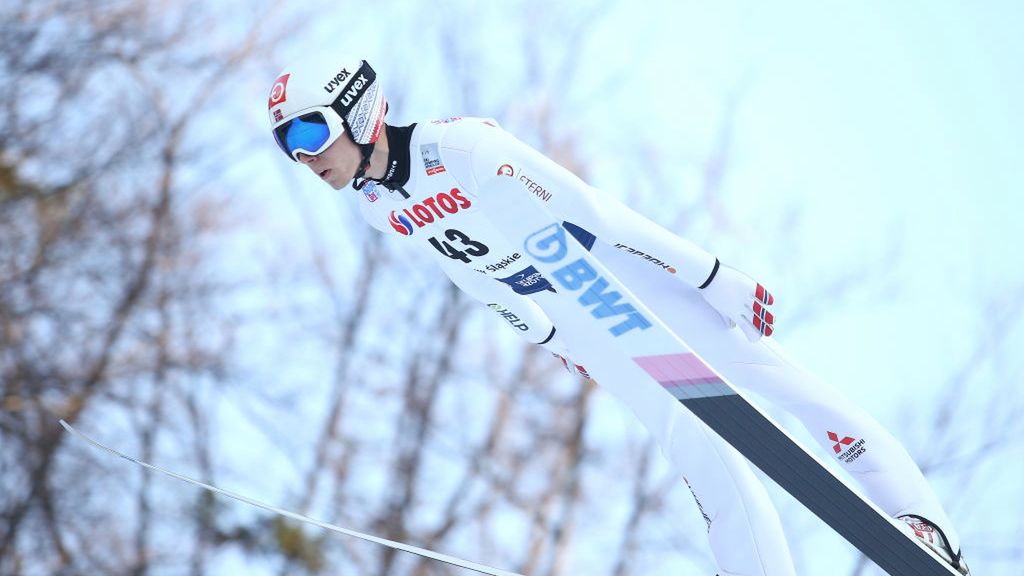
[296,134,362,190]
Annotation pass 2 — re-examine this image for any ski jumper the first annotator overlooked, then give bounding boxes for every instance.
[355,117,961,576]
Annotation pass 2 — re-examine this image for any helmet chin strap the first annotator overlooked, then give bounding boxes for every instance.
[350,123,412,194]
[350,142,376,191]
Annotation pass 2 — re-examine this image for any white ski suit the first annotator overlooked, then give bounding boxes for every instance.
[355,117,961,576]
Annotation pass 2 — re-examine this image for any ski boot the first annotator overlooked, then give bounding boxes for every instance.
[898,514,970,575]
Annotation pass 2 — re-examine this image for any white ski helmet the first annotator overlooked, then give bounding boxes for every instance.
[268,54,387,162]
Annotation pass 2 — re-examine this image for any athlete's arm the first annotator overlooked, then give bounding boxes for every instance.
[466,128,776,341]
[465,129,716,286]
[430,249,561,347]
[435,253,594,375]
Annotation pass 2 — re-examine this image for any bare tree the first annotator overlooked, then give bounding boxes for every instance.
[5,2,1016,576]
[0,1,289,574]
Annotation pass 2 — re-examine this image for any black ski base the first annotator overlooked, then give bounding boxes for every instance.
[681,394,957,576]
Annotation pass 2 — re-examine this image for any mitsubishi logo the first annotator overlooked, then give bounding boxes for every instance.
[827,431,856,454]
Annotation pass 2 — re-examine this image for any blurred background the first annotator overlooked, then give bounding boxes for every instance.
[2,1,1021,574]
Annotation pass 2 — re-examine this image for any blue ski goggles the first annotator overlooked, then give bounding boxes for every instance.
[272,107,347,161]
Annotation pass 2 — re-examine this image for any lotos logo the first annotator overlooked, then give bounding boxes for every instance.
[389,212,415,235]
[268,73,290,109]
[497,164,515,176]
[388,188,472,236]
[524,224,652,337]
[323,68,351,93]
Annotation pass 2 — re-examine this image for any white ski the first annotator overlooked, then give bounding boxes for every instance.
[59,420,523,576]
[474,176,960,576]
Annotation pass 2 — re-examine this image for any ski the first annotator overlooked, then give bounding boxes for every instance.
[59,420,523,576]
[475,176,959,576]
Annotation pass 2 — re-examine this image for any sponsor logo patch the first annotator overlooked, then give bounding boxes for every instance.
[519,173,551,202]
[494,164,551,201]
[487,303,529,331]
[268,73,290,109]
[420,143,446,176]
[361,180,379,203]
[614,243,677,274]
[828,431,867,464]
[496,266,552,295]
[339,73,370,109]
[524,224,651,336]
[388,188,472,236]
[483,252,521,273]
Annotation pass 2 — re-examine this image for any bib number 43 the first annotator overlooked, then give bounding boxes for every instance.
[429,229,489,263]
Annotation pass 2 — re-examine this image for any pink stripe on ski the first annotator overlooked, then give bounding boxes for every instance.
[633,353,735,400]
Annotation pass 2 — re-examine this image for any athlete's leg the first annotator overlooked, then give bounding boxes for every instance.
[605,252,962,553]
[664,418,798,576]
[530,289,796,576]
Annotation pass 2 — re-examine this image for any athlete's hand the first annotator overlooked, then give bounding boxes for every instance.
[541,333,592,379]
[553,353,592,380]
[698,261,775,341]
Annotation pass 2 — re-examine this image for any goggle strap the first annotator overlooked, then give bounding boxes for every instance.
[330,61,376,120]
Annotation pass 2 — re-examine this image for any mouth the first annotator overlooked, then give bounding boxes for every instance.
[318,168,332,180]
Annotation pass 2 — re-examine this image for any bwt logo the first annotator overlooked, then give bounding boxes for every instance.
[524,224,651,337]
[389,188,472,236]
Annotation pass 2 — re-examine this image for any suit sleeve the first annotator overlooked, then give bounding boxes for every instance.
[430,247,560,348]
[466,128,719,289]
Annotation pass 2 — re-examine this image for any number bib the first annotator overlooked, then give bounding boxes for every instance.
[358,118,553,295]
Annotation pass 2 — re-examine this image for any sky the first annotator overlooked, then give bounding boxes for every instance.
[209,1,1024,574]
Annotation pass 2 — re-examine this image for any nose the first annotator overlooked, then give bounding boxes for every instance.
[296,152,316,164]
